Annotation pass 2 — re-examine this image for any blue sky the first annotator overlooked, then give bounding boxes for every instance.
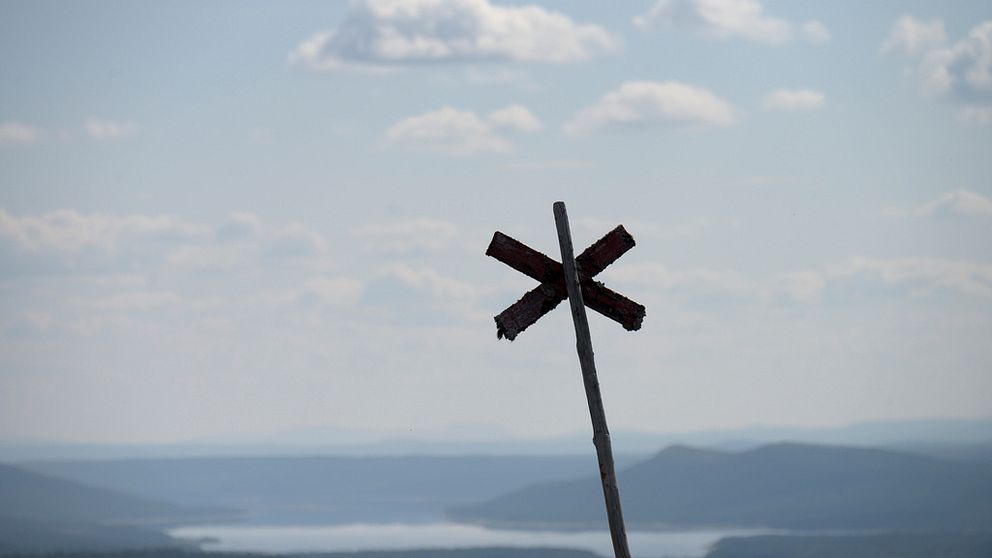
[1,0,990,445]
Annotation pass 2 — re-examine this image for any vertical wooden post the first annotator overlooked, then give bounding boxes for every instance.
[553,201,632,558]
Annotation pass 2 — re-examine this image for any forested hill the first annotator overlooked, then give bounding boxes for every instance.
[0,462,227,526]
[706,533,992,558]
[449,443,992,531]
[0,462,230,553]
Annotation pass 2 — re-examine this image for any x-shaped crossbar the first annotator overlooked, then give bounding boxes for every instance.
[486,225,646,340]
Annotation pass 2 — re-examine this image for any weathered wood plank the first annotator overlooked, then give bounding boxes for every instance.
[485,232,561,285]
[488,226,634,283]
[575,225,635,276]
[495,283,566,340]
[582,281,645,332]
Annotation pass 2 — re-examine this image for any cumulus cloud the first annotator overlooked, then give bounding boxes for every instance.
[761,88,825,112]
[363,263,481,324]
[883,189,992,218]
[608,257,992,307]
[800,20,831,45]
[289,0,617,72]
[266,222,328,260]
[0,209,329,276]
[0,122,43,145]
[384,104,541,154]
[297,277,366,307]
[355,218,464,253]
[0,209,214,278]
[216,212,264,241]
[605,261,827,306]
[0,209,207,254]
[503,159,591,173]
[883,16,992,100]
[606,262,751,294]
[576,216,712,241]
[564,80,735,136]
[881,15,946,57]
[633,0,829,46]
[377,264,477,301]
[164,244,255,272]
[957,105,992,126]
[84,291,186,313]
[773,271,826,303]
[486,104,543,132]
[84,117,139,139]
[830,257,992,300]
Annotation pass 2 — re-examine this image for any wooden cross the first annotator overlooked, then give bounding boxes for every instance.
[486,220,645,341]
[486,201,645,558]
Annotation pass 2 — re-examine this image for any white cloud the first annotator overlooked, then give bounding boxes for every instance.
[503,159,591,173]
[18,311,53,333]
[84,117,139,140]
[800,20,831,45]
[883,189,992,219]
[957,105,992,126]
[266,222,328,259]
[289,0,617,72]
[462,67,536,88]
[487,104,543,132]
[884,16,992,100]
[217,212,264,241]
[831,257,992,300]
[607,262,751,294]
[773,271,826,303]
[576,216,712,241]
[86,291,186,313]
[0,122,43,145]
[377,264,477,301]
[564,80,735,136]
[633,0,828,46]
[165,215,328,270]
[250,127,273,144]
[881,15,946,57]
[761,88,825,112]
[359,263,485,325]
[298,277,365,307]
[0,209,208,254]
[605,260,827,305]
[164,244,254,272]
[609,257,992,306]
[384,104,541,154]
[0,209,330,276]
[355,218,463,253]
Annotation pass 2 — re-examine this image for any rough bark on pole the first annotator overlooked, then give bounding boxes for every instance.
[553,201,632,558]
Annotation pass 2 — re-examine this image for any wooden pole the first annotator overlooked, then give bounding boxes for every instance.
[553,201,632,558]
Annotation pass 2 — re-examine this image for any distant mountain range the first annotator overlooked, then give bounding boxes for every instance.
[449,443,992,531]
[6,439,992,554]
[4,417,991,460]
[22,455,627,525]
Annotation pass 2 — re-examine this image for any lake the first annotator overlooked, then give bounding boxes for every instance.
[170,523,773,557]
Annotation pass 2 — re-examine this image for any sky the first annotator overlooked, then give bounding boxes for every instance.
[1,0,990,446]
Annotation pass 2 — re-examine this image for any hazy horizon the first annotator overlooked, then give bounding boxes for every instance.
[3,416,991,458]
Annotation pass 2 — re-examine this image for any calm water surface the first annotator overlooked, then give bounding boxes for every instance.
[170,523,772,558]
